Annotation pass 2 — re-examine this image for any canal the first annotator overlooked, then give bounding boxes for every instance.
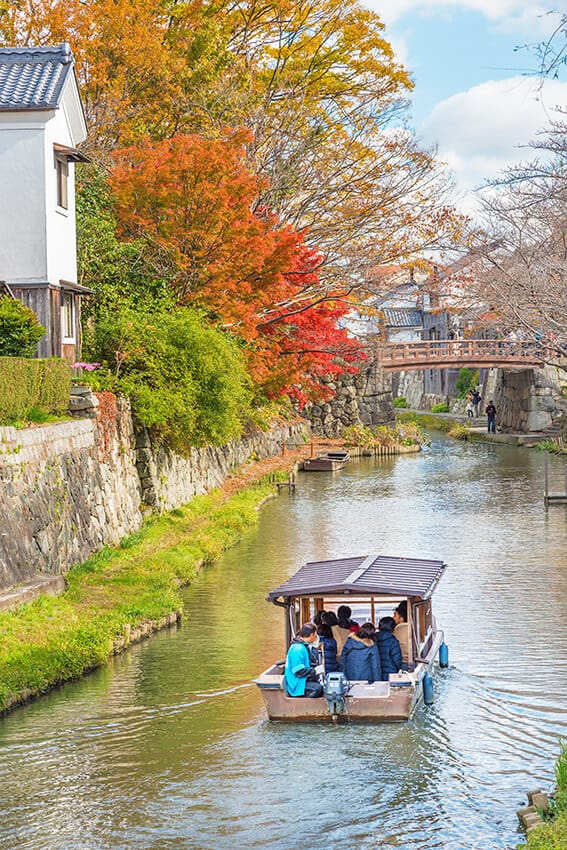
[1,435,566,849]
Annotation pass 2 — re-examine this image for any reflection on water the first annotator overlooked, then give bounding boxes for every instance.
[1,436,566,849]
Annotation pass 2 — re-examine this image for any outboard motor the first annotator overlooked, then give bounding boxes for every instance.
[324,672,349,717]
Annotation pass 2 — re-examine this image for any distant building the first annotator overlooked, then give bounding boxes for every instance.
[345,272,461,402]
[0,43,89,360]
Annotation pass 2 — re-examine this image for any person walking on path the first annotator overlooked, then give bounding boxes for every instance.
[466,392,474,418]
[472,389,481,418]
[486,400,497,433]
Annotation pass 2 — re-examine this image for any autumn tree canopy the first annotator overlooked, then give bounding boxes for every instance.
[109,131,362,401]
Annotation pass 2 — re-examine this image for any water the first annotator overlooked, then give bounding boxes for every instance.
[1,435,566,849]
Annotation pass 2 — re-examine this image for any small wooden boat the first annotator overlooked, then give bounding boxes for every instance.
[301,450,350,471]
[255,554,447,722]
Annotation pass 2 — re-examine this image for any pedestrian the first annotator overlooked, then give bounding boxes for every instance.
[472,388,481,418]
[486,400,497,433]
[465,392,474,418]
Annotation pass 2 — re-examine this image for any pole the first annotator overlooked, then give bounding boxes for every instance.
[544,451,549,505]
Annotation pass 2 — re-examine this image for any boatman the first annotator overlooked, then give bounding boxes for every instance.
[284,623,325,698]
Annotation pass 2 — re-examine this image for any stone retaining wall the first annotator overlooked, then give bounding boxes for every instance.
[303,362,394,437]
[481,365,567,433]
[0,393,309,591]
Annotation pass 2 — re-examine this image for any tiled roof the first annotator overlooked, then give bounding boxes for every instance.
[383,308,423,328]
[0,43,73,110]
[268,554,447,601]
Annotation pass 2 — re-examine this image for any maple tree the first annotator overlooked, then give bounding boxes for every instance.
[109,131,362,400]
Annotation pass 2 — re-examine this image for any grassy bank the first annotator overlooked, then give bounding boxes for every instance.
[396,410,460,433]
[0,476,285,714]
[518,742,567,849]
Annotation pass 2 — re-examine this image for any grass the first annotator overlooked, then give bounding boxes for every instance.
[396,411,459,433]
[0,477,280,714]
[518,741,567,850]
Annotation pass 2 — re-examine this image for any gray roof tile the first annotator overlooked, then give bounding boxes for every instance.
[0,43,73,110]
[383,308,423,328]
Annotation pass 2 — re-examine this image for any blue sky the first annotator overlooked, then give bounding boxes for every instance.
[364,2,567,211]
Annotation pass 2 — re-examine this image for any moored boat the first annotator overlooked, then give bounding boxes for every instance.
[255,554,447,722]
[301,450,350,471]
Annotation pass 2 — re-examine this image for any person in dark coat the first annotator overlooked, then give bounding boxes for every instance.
[340,622,381,683]
[375,616,403,681]
[486,400,497,433]
[337,604,357,629]
[317,623,339,673]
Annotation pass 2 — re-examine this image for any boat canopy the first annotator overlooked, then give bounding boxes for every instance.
[268,554,446,602]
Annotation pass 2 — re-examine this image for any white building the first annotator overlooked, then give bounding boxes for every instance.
[0,43,89,360]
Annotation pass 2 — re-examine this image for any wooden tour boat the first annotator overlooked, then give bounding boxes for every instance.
[255,554,448,723]
[301,450,350,471]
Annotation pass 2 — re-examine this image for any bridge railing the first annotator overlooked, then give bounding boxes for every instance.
[378,338,546,369]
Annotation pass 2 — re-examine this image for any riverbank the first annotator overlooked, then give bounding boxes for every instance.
[0,443,312,716]
[396,409,559,448]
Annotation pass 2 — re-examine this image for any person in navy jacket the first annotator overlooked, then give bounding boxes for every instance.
[375,616,403,680]
[340,622,381,683]
[317,623,339,672]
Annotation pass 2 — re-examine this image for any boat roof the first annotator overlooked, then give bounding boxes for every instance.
[268,554,446,601]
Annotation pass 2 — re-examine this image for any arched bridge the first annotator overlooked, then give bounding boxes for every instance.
[378,339,546,371]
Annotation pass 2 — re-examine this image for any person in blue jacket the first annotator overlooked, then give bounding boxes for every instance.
[340,622,381,683]
[375,616,403,681]
[284,623,324,697]
[317,623,339,673]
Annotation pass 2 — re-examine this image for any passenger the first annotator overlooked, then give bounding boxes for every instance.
[340,622,382,684]
[321,611,338,627]
[330,607,351,660]
[393,601,411,668]
[284,623,324,698]
[375,616,403,681]
[313,609,326,627]
[337,604,356,629]
[317,623,339,673]
[348,622,361,634]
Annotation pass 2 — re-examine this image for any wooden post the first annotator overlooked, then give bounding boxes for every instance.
[544,452,549,506]
[310,441,314,458]
[281,441,286,458]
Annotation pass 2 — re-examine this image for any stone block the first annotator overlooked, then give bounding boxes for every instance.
[527,410,552,431]
[516,805,537,821]
[530,792,549,810]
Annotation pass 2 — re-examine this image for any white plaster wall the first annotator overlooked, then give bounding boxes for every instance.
[0,115,47,282]
[45,96,79,286]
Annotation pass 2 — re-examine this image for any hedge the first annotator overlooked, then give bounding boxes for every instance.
[0,357,71,424]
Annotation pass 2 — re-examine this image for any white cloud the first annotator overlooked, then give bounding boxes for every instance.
[420,76,567,212]
[370,0,551,34]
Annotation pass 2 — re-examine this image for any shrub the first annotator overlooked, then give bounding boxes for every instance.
[0,296,45,357]
[0,358,71,424]
[455,367,479,399]
[447,423,470,440]
[342,424,374,447]
[90,305,253,453]
[393,397,408,408]
[431,402,449,413]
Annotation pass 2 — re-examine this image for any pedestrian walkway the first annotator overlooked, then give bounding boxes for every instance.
[402,409,551,447]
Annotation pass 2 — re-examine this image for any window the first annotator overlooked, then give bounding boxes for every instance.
[56,156,68,209]
[61,291,75,342]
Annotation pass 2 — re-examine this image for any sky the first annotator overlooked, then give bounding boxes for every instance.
[364,1,567,213]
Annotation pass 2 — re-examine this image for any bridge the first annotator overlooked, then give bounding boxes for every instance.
[378,339,546,371]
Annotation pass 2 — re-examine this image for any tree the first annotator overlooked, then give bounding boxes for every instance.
[465,119,567,358]
[109,131,363,400]
[0,296,45,357]
[91,304,253,452]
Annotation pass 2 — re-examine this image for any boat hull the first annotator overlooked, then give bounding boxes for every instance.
[257,681,420,722]
[255,632,443,723]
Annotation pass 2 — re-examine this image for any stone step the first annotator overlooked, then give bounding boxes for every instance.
[0,574,65,612]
